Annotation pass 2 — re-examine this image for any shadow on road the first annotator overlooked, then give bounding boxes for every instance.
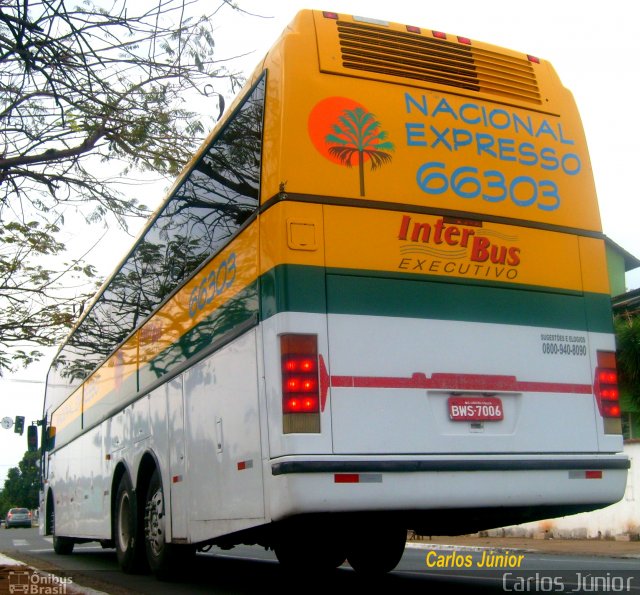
[5,546,507,595]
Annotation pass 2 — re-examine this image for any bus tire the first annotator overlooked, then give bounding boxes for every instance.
[53,535,75,555]
[346,526,406,575]
[144,469,194,579]
[114,472,146,573]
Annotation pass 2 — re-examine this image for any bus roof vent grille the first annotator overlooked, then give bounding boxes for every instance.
[336,21,542,104]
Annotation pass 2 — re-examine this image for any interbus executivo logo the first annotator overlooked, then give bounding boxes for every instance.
[308,97,394,196]
[397,214,522,281]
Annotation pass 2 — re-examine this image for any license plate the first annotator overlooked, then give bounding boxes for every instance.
[448,396,504,421]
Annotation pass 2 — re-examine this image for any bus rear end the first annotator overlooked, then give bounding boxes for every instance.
[258,9,628,570]
[262,209,628,526]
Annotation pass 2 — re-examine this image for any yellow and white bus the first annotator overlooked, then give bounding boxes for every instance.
[40,10,629,576]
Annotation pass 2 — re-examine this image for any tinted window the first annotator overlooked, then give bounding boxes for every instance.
[47,74,265,407]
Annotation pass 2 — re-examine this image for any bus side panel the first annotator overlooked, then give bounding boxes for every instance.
[48,449,73,537]
[78,425,107,537]
[48,425,107,539]
[166,376,188,539]
[183,330,265,541]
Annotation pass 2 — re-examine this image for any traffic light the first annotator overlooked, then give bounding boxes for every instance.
[14,416,25,436]
[27,425,39,452]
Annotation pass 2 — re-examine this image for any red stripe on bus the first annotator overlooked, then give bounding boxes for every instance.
[318,358,591,399]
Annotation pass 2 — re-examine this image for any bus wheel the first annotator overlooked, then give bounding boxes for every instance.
[144,469,194,579]
[114,473,145,573]
[53,535,75,555]
[346,526,406,575]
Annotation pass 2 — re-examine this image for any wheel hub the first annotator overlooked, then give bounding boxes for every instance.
[145,488,165,557]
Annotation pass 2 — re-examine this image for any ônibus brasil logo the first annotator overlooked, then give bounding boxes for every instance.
[308,97,394,197]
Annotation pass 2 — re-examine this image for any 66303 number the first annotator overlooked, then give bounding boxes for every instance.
[416,162,561,212]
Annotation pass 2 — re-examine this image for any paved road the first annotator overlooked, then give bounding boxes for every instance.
[1,528,638,594]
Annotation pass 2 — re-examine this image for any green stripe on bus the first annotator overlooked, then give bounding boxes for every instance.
[259,265,327,319]
[260,264,613,333]
[139,263,612,389]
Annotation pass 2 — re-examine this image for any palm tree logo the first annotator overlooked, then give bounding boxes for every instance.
[323,106,394,197]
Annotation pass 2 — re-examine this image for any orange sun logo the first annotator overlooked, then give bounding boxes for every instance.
[308,96,394,196]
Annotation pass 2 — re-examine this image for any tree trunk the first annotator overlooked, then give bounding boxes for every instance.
[358,150,365,196]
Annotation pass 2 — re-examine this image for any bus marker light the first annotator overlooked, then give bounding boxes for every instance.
[335,474,360,483]
[406,25,421,34]
[354,16,389,26]
[432,30,447,39]
[569,470,603,479]
[458,36,472,45]
[323,11,338,19]
[527,54,540,63]
[335,473,383,483]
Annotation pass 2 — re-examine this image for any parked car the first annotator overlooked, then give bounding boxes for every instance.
[5,508,32,528]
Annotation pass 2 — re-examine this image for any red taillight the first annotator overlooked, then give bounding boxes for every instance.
[283,396,319,413]
[598,370,618,385]
[594,351,621,420]
[283,356,317,374]
[281,334,321,433]
[285,377,317,393]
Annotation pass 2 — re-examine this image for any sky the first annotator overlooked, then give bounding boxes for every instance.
[1,0,639,484]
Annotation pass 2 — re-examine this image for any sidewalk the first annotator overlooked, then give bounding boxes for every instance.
[413,535,640,558]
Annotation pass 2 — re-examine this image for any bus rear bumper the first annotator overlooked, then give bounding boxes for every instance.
[267,454,629,529]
